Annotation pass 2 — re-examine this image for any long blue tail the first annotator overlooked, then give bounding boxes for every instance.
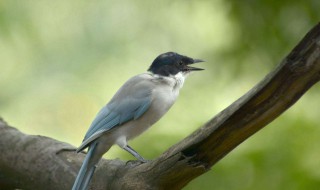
[72,143,98,190]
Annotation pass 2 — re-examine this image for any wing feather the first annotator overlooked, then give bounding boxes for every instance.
[77,74,154,152]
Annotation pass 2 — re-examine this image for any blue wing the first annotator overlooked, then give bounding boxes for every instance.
[77,74,153,152]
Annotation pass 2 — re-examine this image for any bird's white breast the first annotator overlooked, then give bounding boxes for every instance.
[152,72,188,114]
[115,72,187,142]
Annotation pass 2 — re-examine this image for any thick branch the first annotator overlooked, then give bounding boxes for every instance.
[1,23,320,190]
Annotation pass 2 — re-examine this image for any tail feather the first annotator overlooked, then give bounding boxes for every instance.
[72,143,98,190]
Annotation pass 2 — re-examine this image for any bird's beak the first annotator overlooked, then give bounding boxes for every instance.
[186,59,205,71]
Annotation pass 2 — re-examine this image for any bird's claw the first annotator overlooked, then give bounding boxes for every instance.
[126,159,150,166]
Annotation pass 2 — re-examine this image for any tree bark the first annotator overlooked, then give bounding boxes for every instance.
[1,23,320,190]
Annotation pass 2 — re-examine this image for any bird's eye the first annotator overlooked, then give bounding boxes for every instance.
[179,61,183,66]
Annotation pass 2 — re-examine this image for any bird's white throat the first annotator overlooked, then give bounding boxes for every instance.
[171,72,187,89]
[152,71,188,90]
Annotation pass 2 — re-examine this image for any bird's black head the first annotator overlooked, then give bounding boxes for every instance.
[148,52,204,76]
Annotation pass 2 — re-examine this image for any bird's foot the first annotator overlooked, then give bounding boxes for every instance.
[126,159,150,166]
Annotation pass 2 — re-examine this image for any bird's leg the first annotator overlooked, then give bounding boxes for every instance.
[123,145,147,163]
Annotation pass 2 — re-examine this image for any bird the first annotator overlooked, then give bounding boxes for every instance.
[72,52,204,190]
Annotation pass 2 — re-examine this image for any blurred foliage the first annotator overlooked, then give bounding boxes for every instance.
[1,0,320,189]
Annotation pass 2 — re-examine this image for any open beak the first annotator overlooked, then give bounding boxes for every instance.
[186,59,205,71]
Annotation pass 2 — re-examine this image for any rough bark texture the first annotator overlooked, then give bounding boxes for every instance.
[1,23,320,190]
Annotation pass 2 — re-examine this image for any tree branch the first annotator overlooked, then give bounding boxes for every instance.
[1,23,320,190]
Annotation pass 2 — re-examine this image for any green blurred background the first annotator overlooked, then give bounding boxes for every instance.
[1,0,320,189]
